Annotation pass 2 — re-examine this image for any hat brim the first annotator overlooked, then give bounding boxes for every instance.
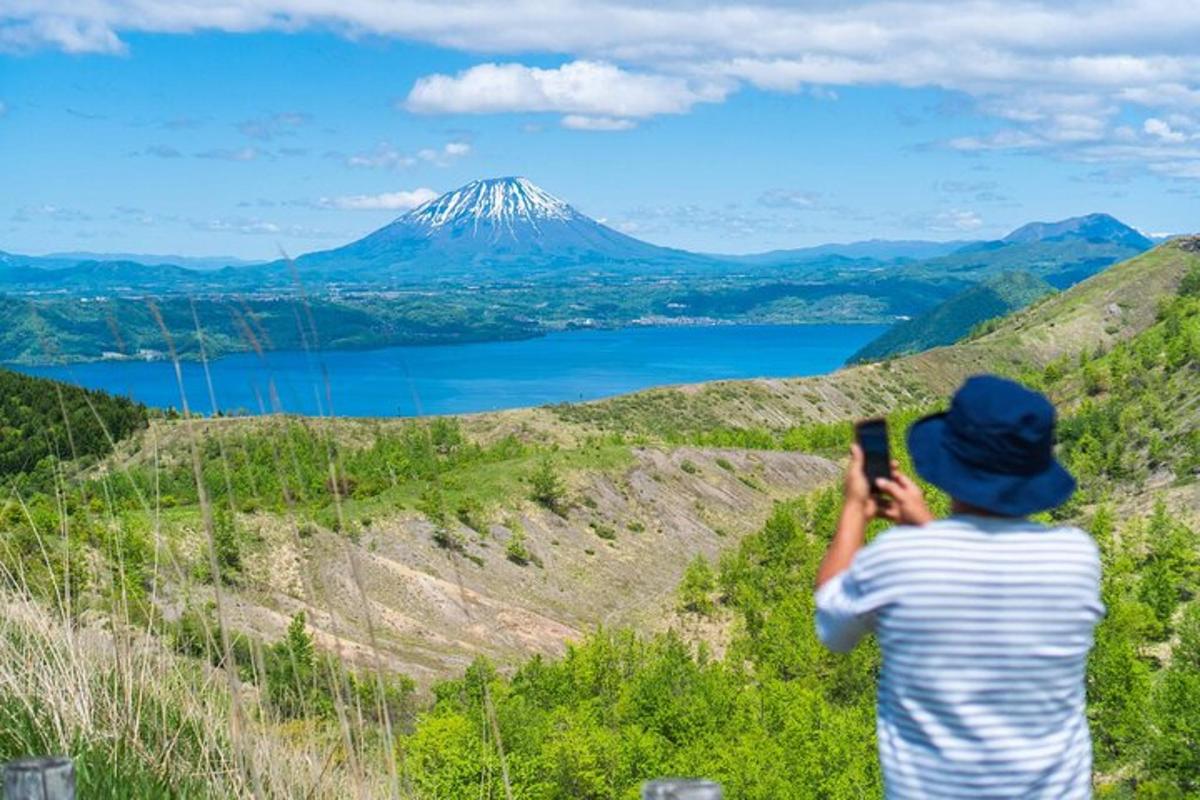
[907,412,1076,517]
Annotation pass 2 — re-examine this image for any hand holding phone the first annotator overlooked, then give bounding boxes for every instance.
[854,418,891,495]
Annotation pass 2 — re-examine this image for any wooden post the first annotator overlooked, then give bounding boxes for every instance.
[3,757,75,800]
[642,778,722,799]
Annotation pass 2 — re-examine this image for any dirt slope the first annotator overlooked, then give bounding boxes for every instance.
[168,446,837,684]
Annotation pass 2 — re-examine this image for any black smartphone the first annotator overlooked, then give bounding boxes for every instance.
[854,418,891,493]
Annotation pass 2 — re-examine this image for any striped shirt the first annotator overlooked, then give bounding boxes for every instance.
[815,515,1105,799]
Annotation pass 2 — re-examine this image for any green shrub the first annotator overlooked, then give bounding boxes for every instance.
[590,521,616,541]
[505,527,532,565]
[529,458,566,514]
[677,554,716,616]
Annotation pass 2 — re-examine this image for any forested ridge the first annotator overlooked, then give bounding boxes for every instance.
[0,368,147,479]
[848,270,1056,363]
[0,241,1196,797]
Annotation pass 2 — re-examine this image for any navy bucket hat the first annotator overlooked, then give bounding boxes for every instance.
[907,374,1076,517]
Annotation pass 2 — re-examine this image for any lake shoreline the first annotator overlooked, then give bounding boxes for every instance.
[2,317,898,368]
[11,323,890,418]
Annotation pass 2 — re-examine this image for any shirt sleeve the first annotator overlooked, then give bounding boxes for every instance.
[1083,534,1107,623]
[814,553,885,653]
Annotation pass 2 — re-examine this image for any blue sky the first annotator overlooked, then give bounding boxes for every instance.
[1,2,1198,259]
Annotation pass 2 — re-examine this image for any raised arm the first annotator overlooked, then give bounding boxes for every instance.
[816,446,933,589]
[816,445,875,589]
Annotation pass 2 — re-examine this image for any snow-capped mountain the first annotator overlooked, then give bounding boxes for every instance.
[405,177,577,240]
[291,177,710,281]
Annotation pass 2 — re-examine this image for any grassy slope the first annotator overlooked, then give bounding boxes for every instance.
[97,416,840,684]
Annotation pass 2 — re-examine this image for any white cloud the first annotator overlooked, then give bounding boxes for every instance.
[618,203,765,239]
[758,189,820,209]
[405,60,728,120]
[946,130,1043,152]
[214,219,280,234]
[1149,161,1200,179]
[195,216,336,237]
[1144,117,1187,143]
[561,114,635,131]
[11,203,91,223]
[926,209,984,232]
[7,1,1200,179]
[1122,83,1200,110]
[0,13,125,54]
[1042,112,1109,144]
[345,143,414,169]
[344,140,470,169]
[319,188,438,211]
[414,141,473,164]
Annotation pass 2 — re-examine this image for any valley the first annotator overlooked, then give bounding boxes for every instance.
[8,8,1200,796]
[0,177,1153,367]
[0,236,1196,796]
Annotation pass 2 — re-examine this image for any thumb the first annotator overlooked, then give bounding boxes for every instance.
[849,443,864,466]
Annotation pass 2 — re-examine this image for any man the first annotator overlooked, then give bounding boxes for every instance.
[815,374,1105,799]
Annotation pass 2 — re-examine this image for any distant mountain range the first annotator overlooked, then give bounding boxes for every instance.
[0,178,1155,291]
[725,239,973,266]
[44,251,266,270]
[285,187,1153,285]
[0,177,1163,364]
[0,250,263,273]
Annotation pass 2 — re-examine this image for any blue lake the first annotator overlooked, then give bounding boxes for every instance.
[12,324,887,417]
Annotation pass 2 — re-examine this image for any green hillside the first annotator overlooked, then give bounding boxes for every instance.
[848,271,1055,363]
[0,367,147,479]
[0,238,1196,796]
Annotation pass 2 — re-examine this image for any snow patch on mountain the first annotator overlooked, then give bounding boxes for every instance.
[404,177,578,241]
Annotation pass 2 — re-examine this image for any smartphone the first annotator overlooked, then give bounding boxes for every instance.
[854,418,891,493]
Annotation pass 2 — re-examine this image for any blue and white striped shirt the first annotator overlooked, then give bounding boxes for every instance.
[816,515,1105,799]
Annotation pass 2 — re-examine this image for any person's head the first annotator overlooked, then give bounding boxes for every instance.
[906,374,1075,518]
